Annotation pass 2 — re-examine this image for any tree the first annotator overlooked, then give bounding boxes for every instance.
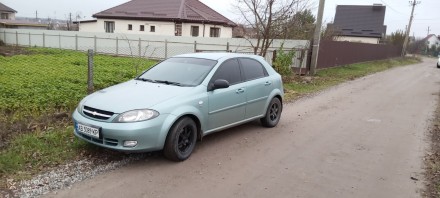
[284,9,315,40]
[234,0,308,56]
[388,30,405,46]
[407,39,427,54]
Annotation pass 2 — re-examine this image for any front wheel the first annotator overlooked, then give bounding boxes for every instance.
[260,97,282,128]
[163,117,197,161]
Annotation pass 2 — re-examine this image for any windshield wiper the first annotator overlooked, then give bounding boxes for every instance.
[136,78,157,83]
[155,80,183,86]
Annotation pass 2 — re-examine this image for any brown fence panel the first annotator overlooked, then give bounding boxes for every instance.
[317,41,402,69]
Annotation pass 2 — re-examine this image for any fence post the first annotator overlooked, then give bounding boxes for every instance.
[58,34,61,49]
[3,30,6,44]
[138,38,141,57]
[87,49,94,94]
[164,39,168,58]
[226,42,230,52]
[43,33,45,48]
[15,31,18,46]
[194,41,197,52]
[272,50,277,64]
[75,34,78,51]
[28,32,31,47]
[116,37,119,55]
[94,36,97,52]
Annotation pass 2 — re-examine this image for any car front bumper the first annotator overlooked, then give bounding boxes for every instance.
[72,110,172,152]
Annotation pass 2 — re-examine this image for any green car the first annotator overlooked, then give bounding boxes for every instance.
[73,53,284,161]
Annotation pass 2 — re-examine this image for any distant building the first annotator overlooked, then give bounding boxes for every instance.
[327,4,387,44]
[423,34,440,48]
[0,2,48,29]
[0,2,16,20]
[78,0,236,38]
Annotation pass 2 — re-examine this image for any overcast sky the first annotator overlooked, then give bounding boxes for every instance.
[1,0,439,38]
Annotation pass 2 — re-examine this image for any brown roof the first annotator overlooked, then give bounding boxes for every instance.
[93,0,236,27]
[0,2,17,13]
[329,4,386,38]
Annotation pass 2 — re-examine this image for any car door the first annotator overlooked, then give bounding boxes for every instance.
[207,58,246,130]
[239,58,273,119]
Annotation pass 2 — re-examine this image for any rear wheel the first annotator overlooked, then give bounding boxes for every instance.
[163,117,197,161]
[261,97,282,128]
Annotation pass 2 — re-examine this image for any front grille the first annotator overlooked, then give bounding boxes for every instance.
[104,138,118,146]
[83,106,114,120]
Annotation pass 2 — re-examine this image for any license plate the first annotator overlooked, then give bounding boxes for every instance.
[77,123,100,139]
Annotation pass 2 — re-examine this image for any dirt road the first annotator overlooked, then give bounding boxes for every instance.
[50,59,439,198]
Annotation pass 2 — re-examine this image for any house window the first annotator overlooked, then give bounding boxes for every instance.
[104,21,115,33]
[150,26,155,32]
[175,22,182,36]
[191,26,199,37]
[140,25,145,31]
[210,27,220,37]
[128,24,132,30]
[1,13,9,19]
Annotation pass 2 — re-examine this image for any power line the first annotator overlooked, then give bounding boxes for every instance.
[379,0,407,15]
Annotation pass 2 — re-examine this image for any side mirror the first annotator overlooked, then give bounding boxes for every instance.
[208,79,230,91]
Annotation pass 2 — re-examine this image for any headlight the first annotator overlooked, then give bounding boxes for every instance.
[114,109,159,123]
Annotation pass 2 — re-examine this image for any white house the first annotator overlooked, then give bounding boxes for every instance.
[424,34,440,48]
[78,0,236,38]
[0,2,16,20]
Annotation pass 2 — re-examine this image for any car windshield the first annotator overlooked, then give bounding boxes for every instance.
[137,57,217,86]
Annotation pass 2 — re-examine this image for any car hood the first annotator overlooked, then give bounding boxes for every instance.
[82,80,192,113]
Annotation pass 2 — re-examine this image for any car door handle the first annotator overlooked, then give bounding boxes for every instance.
[236,88,245,94]
[264,81,272,86]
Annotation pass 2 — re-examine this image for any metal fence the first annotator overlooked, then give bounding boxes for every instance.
[317,40,402,69]
[0,29,309,66]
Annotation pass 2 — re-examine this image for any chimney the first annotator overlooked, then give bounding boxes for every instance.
[372,3,383,11]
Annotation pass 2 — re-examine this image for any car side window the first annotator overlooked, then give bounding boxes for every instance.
[210,59,242,85]
[239,58,268,81]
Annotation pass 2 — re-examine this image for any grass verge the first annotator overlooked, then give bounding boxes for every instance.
[283,57,421,101]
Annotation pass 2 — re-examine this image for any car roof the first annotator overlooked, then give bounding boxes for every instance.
[173,53,263,61]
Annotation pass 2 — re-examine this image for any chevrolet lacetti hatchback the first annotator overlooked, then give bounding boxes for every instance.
[73,53,284,161]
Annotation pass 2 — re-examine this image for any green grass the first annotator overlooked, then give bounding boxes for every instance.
[0,48,155,121]
[0,127,86,179]
[283,57,421,100]
[0,47,156,185]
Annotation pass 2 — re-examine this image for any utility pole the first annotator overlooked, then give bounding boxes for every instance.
[310,0,325,75]
[427,26,431,35]
[68,12,72,31]
[35,10,38,20]
[401,1,420,57]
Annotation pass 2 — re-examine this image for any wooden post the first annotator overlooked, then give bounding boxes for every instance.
[87,49,94,94]
[116,37,119,55]
[75,34,78,51]
[138,38,141,57]
[94,36,97,52]
[42,33,45,48]
[164,39,168,58]
[15,31,18,46]
[272,50,277,64]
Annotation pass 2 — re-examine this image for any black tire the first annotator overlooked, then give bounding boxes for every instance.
[260,97,282,128]
[163,117,197,161]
